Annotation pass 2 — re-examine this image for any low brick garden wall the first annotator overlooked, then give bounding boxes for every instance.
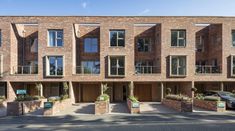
[95,100,109,115]
[127,98,140,114]
[193,99,226,112]
[43,98,71,116]
[162,99,193,112]
[7,99,47,116]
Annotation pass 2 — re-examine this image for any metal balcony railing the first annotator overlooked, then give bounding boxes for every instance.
[13,66,38,74]
[135,66,160,74]
[195,65,220,74]
[76,66,100,74]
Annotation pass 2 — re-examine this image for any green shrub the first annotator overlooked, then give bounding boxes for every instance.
[128,95,139,103]
[195,93,204,100]
[97,94,109,101]
[48,96,61,103]
[166,88,172,95]
[60,94,69,100]
[165,94,191,102]
[204,96,220,101]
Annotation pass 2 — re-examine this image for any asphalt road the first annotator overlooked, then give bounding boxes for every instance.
[0,112,235,131]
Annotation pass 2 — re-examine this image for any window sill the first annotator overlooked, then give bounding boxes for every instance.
[45,75,64,78]
[108,75,125,78]
[170,46,186,48]
[169,75,187,78]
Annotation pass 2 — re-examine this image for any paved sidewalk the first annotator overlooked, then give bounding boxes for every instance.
[140,102,177,114]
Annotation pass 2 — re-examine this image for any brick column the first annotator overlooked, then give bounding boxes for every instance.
[161,82,164,102]
[7,81,16,102]
[220,82,224,91]
[69,81,75,104]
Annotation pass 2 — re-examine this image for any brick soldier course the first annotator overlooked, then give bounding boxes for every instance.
[0,16,235,105]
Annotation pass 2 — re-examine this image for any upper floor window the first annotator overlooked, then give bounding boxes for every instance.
[46,56,63,76]
[171,30,186,47]
[231,55,235,76]
[109,56,125,76]
[110,30,125,47]
[0,30,2,47]
[137,38,151,52]
[81,61,100,74]
[170,56,186,76]
[232,30,235,47]
[48,30,63,47]
[84,38,98,53]
[30,38,38,53]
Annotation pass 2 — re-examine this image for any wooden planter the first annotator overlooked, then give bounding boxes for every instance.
[7,100,44,116]
[127,98,140,114]
[43,99,72,116]
[193,99,226,112]
[95,100,109,115]
[162,99,193,112]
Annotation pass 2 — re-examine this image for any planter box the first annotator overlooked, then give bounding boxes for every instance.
[162,99,192,112]
[127,98,140,114]
[7,100,44,116]
[43,99,71,116]
[95,100,109,115]
[193,99,226,112]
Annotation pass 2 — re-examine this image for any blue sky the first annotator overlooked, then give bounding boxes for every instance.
[0,0,235,16]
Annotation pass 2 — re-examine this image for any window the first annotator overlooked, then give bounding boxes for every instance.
[231,55,235,76]
[48,30,63,47]
[137,38,151,52]
[30,38,38,53]
[196,36,204,52]
[0,30,1,47]
[232,31,235,47]
[171,30,186,47]
[110,30,125,47]
[109,56,125,76]
[47,56,63,76]
[81,61,100,74]
[84,38,98,53]
[170,56,186,76]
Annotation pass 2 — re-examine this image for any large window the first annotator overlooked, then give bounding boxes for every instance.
[232,31,235,47]
[170,56,186,76]
[231,55,235,76]
[81,61,100,74]
[109,56,125,76]
[137,38,151,52]
[48,30,63,47]
[171,30,186,47]
[84,38,98,53]
[47,56,63,76]
[110,30,125,47]
[196,36,204,52]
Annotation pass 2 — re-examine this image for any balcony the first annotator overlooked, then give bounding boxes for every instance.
[195,65,220,74]
[13,66,38,74]
[75,66,100,75]
[135,66,160,74]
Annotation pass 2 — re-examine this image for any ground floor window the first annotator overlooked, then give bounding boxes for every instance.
[0,82,6,98]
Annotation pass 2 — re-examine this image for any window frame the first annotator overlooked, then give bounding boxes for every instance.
[108,56,125,77]
[169,55,187,77]
[137,37,152,52]
[232,30,235,47]
[46,55,64,77]
[171,30,186,47]
[83,37,98,53]
[109,30,125,47]
[231,55,235,77]
[48,29,64,47]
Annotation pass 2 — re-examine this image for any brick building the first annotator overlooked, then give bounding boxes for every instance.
[0,16,235,103]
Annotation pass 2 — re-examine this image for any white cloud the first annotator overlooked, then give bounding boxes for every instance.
[82,2,87,9]
[138,9,150,15]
